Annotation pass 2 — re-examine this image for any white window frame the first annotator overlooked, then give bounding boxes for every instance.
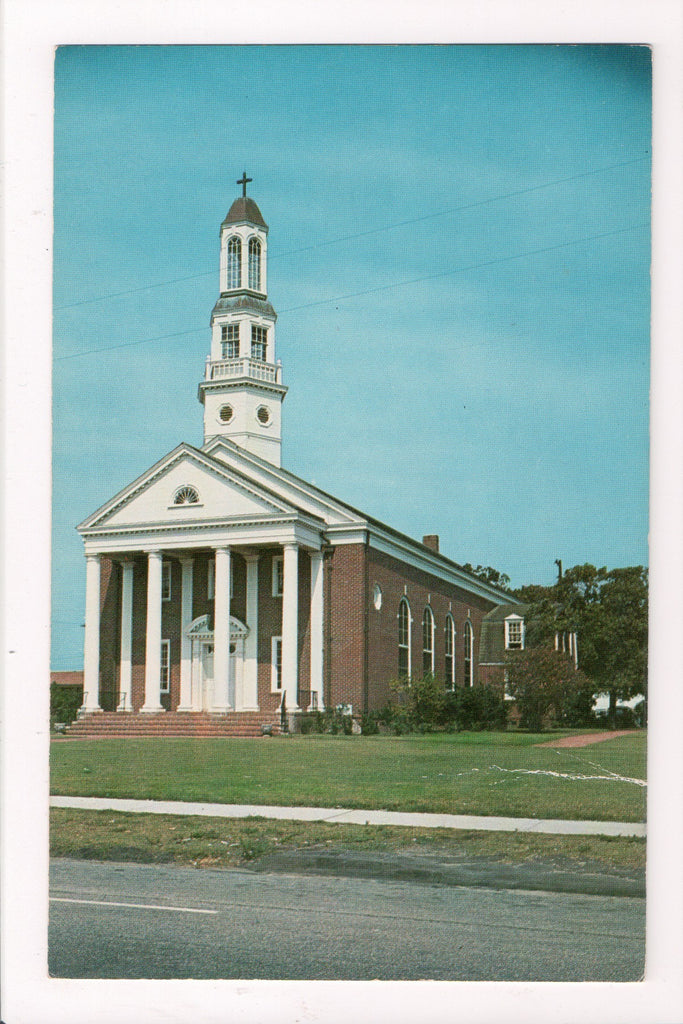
[505,616,525,650]
[227,236,241,289]
[160,639,170,693]
[248,237,261,291]
[445,614,456,689]
[251,324,267,362]
[271,636,283,692]
[208,557,233,600]
[221,323,240,360]
[398,598,412,680]
[161,562,172,601]
[464,620,474,687]
[272,555,284,597]
[422,606,435,676]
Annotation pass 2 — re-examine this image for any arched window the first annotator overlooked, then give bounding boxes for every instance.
[227,236,241,289]
[173,485,200,505]
[464,620,474,687]
[248,237,261,290]
[398,598,411,680]
[445,614,456,689]
[422,607,434,676]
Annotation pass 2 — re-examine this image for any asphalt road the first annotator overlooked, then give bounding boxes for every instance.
[49,858,645,981]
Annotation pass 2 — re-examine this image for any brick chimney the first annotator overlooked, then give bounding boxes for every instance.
[422,534,439,553]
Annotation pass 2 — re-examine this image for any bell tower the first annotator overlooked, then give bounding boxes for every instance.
[198,174,287,466]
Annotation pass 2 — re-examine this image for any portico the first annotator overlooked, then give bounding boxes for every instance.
[79,530,326,719]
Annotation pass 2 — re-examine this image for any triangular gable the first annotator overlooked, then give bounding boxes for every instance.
[78,443,299,532]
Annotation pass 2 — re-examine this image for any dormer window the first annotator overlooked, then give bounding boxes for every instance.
[505,617,524,650]
[251,325,267,361]
[173,485,199,505]
[248,237,261,290]
[227,236,241,289]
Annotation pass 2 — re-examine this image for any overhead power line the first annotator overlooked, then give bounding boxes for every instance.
[54,153,649,312]
[55,220,648,362]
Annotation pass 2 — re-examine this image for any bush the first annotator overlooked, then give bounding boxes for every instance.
[360,711,380,735]
[50,682,82,727]
[447,685,508,731]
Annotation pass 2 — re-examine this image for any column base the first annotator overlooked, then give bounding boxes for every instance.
[139,704,166,714]
[116,698,133,712]
[209,705,232,715]
[175,704,197,713]
[79,704,102,716]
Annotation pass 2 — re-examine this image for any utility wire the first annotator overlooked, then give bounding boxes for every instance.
[54,154,649,312]
[55,220,648,362]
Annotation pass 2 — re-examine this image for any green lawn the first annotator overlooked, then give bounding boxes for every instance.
[50,731,647,822]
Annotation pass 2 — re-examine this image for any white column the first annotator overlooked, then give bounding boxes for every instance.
[242,554,260,710]
[309,550,324,710]
[177,557,194,711]
[82,553,102,713]
[141,550,164,713]
[281,542,300,712]
[117,561,134,711]
[212,546,231,712]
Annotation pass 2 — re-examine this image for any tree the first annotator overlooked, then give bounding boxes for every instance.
[461,564,511,591]
[518,564,648,726]
[505,648,590,732]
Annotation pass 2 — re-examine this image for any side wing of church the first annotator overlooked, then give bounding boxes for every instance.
[73,181,517,735]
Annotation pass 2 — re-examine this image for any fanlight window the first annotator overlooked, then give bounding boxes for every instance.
[173,485,200,505]
[227,236,241,289]
[248,237,261,290]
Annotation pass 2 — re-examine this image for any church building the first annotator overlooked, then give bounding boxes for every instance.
[72,180,518,736]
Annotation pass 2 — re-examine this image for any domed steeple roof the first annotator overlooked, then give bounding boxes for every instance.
[222,196,267,229]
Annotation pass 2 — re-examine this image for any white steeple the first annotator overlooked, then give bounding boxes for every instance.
[198,174,287,466]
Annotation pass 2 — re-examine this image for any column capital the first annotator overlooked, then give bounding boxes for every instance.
[85,552,101,563]
[178,554,195,567]
[212,544,231,553]
[144,548,163,559]
[282,541,299,552]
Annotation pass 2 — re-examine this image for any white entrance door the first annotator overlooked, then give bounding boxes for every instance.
[201,644,214,711]
[200,641,237,710]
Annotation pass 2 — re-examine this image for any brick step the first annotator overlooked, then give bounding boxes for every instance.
[65,711,281,739]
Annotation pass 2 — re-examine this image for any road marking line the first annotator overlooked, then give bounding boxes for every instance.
[50,896,217,915]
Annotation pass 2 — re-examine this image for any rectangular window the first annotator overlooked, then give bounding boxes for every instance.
[208,557,233,599]
[272,555,284,597]
[161,562,172,601]
[271,637,282,692]
[221,323,240,359]
[160,640,170,693]
[251,325,267,361]
[505,619,524,650]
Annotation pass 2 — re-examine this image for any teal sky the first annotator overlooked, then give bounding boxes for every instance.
[52,44,651,670]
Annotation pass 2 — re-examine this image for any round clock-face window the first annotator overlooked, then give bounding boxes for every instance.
[219,404,234,424]
[257,405,271,425]
[373,584,383,610]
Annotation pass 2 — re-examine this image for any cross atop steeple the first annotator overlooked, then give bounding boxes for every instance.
[236,171,253,197]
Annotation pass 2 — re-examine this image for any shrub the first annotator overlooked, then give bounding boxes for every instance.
[448,685,508,731]
[50,682,82,727]
[360,711,380,735]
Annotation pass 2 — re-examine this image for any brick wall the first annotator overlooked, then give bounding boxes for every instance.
[326,544,367,713]
[365,546,497,709]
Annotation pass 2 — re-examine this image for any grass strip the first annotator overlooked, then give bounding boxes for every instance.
[50,808,646,872]
[50,732,647,822]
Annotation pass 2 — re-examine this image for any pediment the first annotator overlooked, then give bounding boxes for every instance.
[80,445,297,531]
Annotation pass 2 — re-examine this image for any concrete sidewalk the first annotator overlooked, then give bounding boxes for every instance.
[50,795,645,838]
